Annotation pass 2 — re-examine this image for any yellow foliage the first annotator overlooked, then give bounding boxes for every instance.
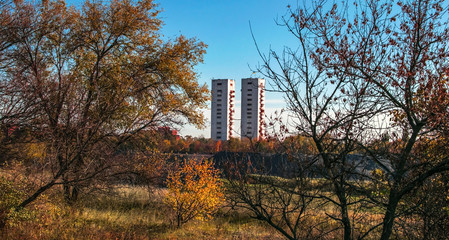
[165,158,224,227]
[26,143,47,163]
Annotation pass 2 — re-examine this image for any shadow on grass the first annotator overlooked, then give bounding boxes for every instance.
[73,191,173,238]
[216,207,255,225]
[80,194,153,210]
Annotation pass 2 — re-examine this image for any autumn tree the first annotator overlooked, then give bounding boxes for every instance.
[0,0,208,208]
[301,1,449,239]
[253,5,382,240]
[253,0,449,239]
[165,158,224,227]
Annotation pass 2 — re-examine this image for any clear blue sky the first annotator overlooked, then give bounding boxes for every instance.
[67,0,298,137]
[159,0,297,137]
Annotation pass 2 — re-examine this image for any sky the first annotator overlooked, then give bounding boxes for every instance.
[67,0,299,137]
[158,0,298,137]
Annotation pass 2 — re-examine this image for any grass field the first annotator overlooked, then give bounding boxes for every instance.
[2,185,284,240]
[1,168,433,240]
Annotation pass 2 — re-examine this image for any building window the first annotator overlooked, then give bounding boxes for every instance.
[248,103,252,106]
[217,99,222,102]
[248,82,252,84]
[247,108,252,111]
[217,126,222,130]
[248,116,252,119]
[247,98,252,101]
[217,136,221,139]
[217,104,222,107]
[217,90,222,93]
[217,122,221,124]
[248,89,252,91]
[217,83,222,86]
[248,94,252,96]
[217,116,221,119]
[217,131,221,134]
[247,122,252,125]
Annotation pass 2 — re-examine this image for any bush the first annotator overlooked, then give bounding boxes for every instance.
[0,176,26,230]
[165,158,224,227]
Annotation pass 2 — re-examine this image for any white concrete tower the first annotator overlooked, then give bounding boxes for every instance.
[211,79,235,140]
[241,78,265,140]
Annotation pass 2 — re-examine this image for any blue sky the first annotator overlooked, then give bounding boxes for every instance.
[67,0,297,137]
[158,0,297,137]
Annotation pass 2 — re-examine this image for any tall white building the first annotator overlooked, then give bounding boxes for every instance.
[211,79,235,140]
[241,78,265,140]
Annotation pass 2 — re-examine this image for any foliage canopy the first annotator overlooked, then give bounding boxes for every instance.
[165,158,224,227]
[0,0,208,207]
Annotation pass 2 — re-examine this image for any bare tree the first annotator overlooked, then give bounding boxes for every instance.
[251,0,449,239]
[222,150,321,240]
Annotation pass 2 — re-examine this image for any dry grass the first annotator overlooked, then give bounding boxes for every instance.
[0,167,424,240]
[1,184,283,240]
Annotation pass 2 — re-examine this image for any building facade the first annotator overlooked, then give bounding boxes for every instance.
[211,79,235,140]
[240,78,265,140]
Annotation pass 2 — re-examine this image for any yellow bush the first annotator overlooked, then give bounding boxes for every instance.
[0,176,32,230]
[165,158,224,227]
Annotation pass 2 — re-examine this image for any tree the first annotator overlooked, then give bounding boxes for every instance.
[254,0,449,239]
[409,173,449,239]
[255,5,382,240]
[0,0,208,208]
[223,151,319,240]
[165,158,224,227]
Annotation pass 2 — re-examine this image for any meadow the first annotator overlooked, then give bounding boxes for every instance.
[1,184,284,240]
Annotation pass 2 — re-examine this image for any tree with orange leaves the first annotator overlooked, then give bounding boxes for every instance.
[0,0,208,208]
[165,158,224,227]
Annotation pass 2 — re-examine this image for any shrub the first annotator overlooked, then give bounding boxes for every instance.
[165,158,224,227]
[0,176,26,230]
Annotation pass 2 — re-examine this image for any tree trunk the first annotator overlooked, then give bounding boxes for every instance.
[17,180,57,210]
[335,182,352,240]
[380,191,400,240]
[342,206,352,240]
[71,185,79,203]
[177,214,182,228]
[63,182,71,203]
[63,183,80,204]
